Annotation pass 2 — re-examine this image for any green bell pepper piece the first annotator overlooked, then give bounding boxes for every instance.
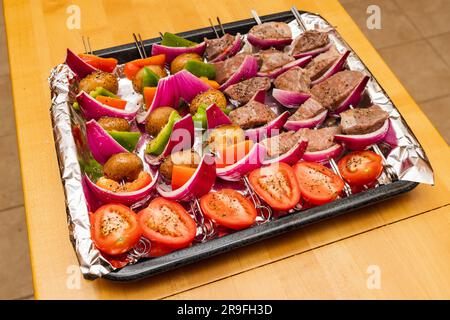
[184,60,216,80]
[89,87,118,99]
[192,104,231,129]
[146,111,181,155]
[107,131,141,152]
[161,32,198,48]
[79,158,103,181]
[142,67,160,88]
[73,101,81,111]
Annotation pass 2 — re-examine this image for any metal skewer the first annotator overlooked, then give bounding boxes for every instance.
[159,32,164,40]
[132,33,146,59]
[250,9,262,25]
[82,36,93,54]
[216,17,226,35]
[291,5,307,32]
[243,176,272,224]
[209,18,220,38]
[190,197,217,242]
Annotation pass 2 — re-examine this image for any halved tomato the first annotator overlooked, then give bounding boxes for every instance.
[293,162,345,205]
[338,151,383,186]
[138,197,197,249]
[200,189,257,230]
[248,162,301,211]
[90,203,142,256]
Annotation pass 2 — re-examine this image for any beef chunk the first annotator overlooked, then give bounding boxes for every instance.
[295,126,340,152]
[205,33,235,61]
[274,67,311,93]
[261,131,300,157]
[229,100,277,129]
[288,98,325,121]
[290,30,329,55]
[340,105,388,134]
[256,48,295,73]
[214,54,249,84]
[248,22,292,40]
[310,70,365,111]
[305,46,341,81]
[224,77,271,104]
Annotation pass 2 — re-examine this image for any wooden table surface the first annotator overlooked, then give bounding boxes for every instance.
[4,0,450,299]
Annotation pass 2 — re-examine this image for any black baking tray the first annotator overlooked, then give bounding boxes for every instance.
[93,10,418,281]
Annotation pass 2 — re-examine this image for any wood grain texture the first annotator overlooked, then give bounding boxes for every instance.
[3,0,449,299]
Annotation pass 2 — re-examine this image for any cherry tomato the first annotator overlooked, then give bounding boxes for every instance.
[293,162,345,205]
[200,189,257,230]
[138,197,197,249]
[338,151,383,186]
[249,162,301,211]
[90,203,142,256]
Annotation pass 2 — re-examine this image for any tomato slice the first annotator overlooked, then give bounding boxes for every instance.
[200,189,257,230]
[171,165,196,190]
[90,203,142,256]
[138,197,197,249]
[216,140,253,168]
[249,162,301,211]
[293,162,345,205]
[337,151,383,186]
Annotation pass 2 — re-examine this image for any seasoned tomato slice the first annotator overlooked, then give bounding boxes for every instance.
[138,197,197,249]
[200,189,257,230]
[293,162,345,205]
[90,203,142,256]
[338,151,383,186]
[248,162,301,211]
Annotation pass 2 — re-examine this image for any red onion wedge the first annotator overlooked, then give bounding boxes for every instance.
[247,33,292,49]
[205,103,232,129]
[85,170,159,206]
[335,119,390,150]
[85,119,128,165]
[151,42,206,63]
[156,154,216,201]
[245,111,289,142]
[302,143,344,163]
[77,91,139,121]
[257,56,311,78]
[219,55,259,90]
[216,143,266,181]
[145,114,195,166]
[65,48,97,79]
[262,139,308,166]
[272,88,311,108]
[210,34,243,63]
[137,70,209,123]
[311,50,351,85]
[332,75,370,114]
[283,110,328,130]
[291,42,333,59]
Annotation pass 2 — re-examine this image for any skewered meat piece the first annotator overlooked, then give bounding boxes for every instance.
[295,126,340,152]
[248,21,292,41]
[310,70,365,111]
[274,66,311,93]
[204,34,235,61]
[290,30,329,55]
[224,77,271,104]
[214,53,250,84]
[305,46,341,81]
[340,105,388,135]
[261,131,299,157]
[255,48,294,73]
[288,98,325,121]
[229,100,277,129]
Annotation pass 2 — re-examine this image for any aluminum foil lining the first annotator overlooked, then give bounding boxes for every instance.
[48,12,434,279]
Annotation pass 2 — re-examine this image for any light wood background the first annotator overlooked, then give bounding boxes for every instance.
[3,0,450,299]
